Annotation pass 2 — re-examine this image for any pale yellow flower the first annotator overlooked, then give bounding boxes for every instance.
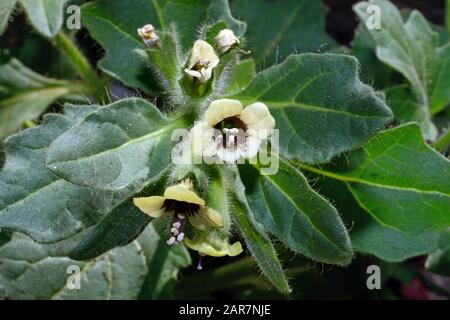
[191,99,275,163]
[185,232,243,258]
[133,181,223,245]
[184,40,219,83]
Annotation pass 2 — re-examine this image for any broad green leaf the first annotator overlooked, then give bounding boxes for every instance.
[69,178,167,260]
[0,58,83,139]
[239,158,352,266]
[138,219,191,300]
[81,0,244,95]
[20,0,69,37]
[355,0,450,139]
[0,0,16,35]
[229,53,392,164]
[312,176,441,262]
[425,231,450,277]
[46,98,189,191]
[302,124,450,238]
[0,232,147,299]
[230,0,336,66]
[227,169,290,294]
[0,104,132,243]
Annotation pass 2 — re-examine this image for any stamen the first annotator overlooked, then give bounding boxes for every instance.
[167,237,176,245]
[178,213,185,220]
[170,228,179,236]
[173,222,181,229]
[197,255,204,270]
[177,232,185,242]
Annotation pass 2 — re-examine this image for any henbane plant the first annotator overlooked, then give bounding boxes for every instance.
[0,0,449,299]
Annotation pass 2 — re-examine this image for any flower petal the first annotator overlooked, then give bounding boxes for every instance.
[184,69,201,78]
[189,40,219,69]
[188,206,223,231]
[190,122,217,157]
[240,102,275,138]
[184,237,243,257]
[133,196,166,218]
[164,184,205,206]
[205,99,243,127]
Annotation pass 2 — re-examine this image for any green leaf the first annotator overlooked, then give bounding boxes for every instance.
[0,0,16,35]
[239,158,352,265]
[0,104,132,243]
[19,0,69,37]
[302,124,450,239]
[226,169,290,294]
[46,98,189,191]
[223,59,255,96]
[69,201,150,260]
[81,0,243,95]
[384,84,421,124]
[425,231,450,277]
[138,219,191,299]
[355,0,450,139]
[0,58,82,139]
[0,232,147,299]
[229,53,392,164]
[207,0,246,37]
[312,176,441,262]
[230,0,336,66]
[69,178,168,260]
[351,24,393,88]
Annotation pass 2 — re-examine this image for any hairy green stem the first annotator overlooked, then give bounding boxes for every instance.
[434,129,450,152]
[53,32,105,100]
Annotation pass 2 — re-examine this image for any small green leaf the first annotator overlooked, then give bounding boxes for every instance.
[355,0,450,139]
[302,124,450,238]
[0,232,147,299]
[46,98,189,191]
[229,53,392,164]
[230,0,336,65]
[227,170,290,294]
[425,231,450,277]
[19,0,69,37]
[240,158,352,266]
[0,0,16,35]
[0,104,132,243]
[0,58,83,139]
[138,219,191,300]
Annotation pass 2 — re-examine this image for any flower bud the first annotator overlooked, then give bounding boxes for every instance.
[215,29,240,54]
[137,24,160,47]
